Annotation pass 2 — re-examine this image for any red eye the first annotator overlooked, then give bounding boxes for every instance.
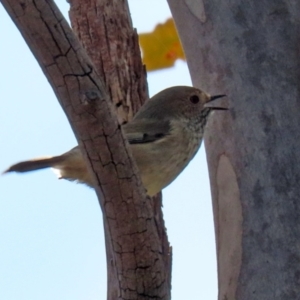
[190,95,199,104]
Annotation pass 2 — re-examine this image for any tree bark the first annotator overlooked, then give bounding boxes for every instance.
[67,3,172,297]
[2,0,171,299]
[68,0,148,123]
[168,0,300,299]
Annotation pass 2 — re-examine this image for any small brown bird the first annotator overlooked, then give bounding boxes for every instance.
[4,86,226,196]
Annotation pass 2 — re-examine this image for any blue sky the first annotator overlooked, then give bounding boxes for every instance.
[0,1,217,299]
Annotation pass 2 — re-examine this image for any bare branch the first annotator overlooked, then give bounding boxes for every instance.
[2,0,171,299]
[69,0,148,122]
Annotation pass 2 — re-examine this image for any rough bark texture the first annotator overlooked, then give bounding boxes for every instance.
[2,0,171,299]
[68,0,147,124]
[67,3,172,297]
[168,0,300,299]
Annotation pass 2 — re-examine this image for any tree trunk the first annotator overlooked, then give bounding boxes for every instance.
[168,0,300,299]
[2,0,171,299]
[67,4,172,296]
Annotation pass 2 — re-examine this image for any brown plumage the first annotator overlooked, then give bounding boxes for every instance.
[4,86,226,196]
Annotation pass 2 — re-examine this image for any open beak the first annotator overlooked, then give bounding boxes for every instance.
[205,94,228,111]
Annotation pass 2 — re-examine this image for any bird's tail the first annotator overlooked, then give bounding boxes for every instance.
[3,156,64,174]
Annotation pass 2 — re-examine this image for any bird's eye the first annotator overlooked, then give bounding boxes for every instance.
[190,95,199,104]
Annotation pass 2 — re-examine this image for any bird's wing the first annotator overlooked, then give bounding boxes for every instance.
[123,119,171,144]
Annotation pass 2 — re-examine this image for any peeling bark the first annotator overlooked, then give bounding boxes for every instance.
[68,0,148,123]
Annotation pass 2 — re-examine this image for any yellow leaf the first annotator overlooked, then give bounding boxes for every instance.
[139,18,186,72]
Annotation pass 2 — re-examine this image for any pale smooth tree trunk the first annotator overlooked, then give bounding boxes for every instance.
[168,0,300,299]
